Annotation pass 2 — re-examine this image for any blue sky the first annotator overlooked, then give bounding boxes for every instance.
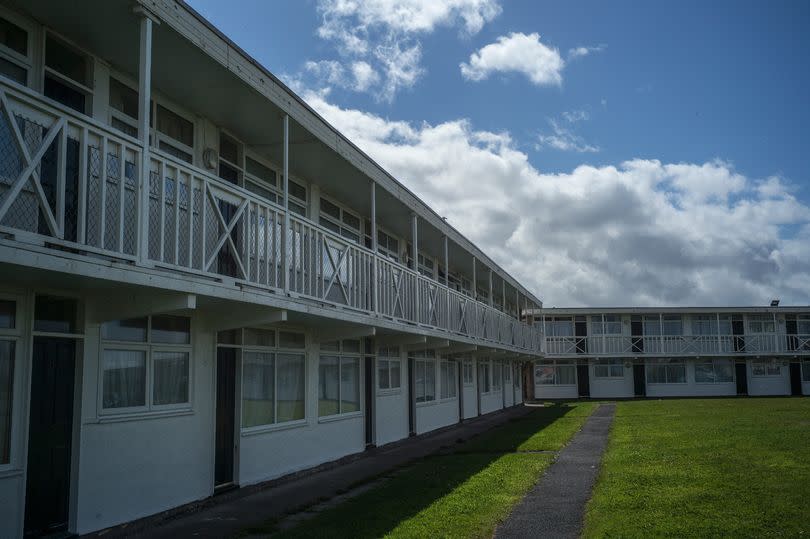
[188,0,810,306]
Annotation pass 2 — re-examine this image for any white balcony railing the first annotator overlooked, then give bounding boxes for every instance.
[545,333,810,357]
[0,82,543,354]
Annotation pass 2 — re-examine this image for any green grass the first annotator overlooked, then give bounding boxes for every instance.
[248,402,595,538]
[583,398,810,538]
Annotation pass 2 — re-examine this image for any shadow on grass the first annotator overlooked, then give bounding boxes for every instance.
[254,403,590,539]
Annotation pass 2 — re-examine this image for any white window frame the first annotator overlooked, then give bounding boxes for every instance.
[318,340,362,420]
[439,358,458,400]
[319,194,362,243]
[593,358,624,379]
[751,359,782,377]
[99,315,193,417]
[0,7,35,87]
[492,360,502,391]
[41,29,94,115]
[747,315,775,334]
[694,358,734,384]
[107,73,140,139]
[462,358,474,386]
[376,226,400,262]
[152,96,196,164]
[0,293,23,472]
[377,346,401,394]
[478,359,492,393]
[535,359,576,386]
[545,317,574,337]
[646,358,687,384]
[801,359,810,383]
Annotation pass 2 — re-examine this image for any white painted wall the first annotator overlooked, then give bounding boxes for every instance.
[479,390,504,414]
[461,358,478,419]
[533,384,578,399]
[645,360,736,398]
[415,398,459,435]
[503,365,515,407]
[747,360,791,396]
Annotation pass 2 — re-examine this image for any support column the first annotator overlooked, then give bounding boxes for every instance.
[282,114,290,294]
[488,269,493,307]
[443,234,450,329]
[411,213,419,320]
[371,181,378,314]
[135,8,157,264]
[471,255,477,301]
[502,279,506,312]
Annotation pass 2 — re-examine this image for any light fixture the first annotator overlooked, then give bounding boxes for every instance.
[771,299,780,307]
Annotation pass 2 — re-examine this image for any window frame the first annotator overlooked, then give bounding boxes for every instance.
[376,346,402,394]
[694,358,734,384]
[0,293,22,471]
[107,73,140,139]
[98,315,193,417]
[0,8,34,87]
[751,359,782,377]
[645,358,687,384]
[478,359,492,393]
[462,359,474,386]
[318,340,362,419]
[152,96,196,164]
[535,359,577,386]
[747,315,776,335]
[593,358,624,379]
[41,29,94,115]
[376,226,401,262]
[801,359,810,383]
[319,194,362,243]
[439,358,458,400]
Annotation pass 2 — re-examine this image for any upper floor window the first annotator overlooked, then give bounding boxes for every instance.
[591,315,621,335]
[691,315,717,336]
[44,33,92,114]
[0,14,31,85]
[661,315,682,336]
[155,103,194,163]
[545,317,573,337]
[108,77,139,138]
[798,315,810,335]
[377,228,400,262]
[642,315,661,336]
[218,132,242,185]
[320,197,361,242]
[748,315,775,334]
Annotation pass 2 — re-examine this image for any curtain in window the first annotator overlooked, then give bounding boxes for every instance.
[276,353,304,422]
[556,364,576,385]
[242,352,274,427]
[103,349,146,408]
[319,355,340,416]
[340,357,360,412]
[0,340,14,464]
[152,351,189,405]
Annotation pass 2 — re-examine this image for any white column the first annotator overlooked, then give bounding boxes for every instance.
[488,269,493,307]
[411,213,419,320]
[136,10,155,264]
[471,255,477,301]
[282,114,290,294]
[371,181,378,314]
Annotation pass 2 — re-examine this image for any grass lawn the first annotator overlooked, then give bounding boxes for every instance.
[247,402,594,539]
[584,398,810,538]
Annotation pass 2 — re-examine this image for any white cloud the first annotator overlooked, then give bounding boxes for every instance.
[311,0,501,102]
[304,92,810,307]
[460,32,565,86]
[561,109,589,123]
[568,44,606,60]
[536,116,600,153]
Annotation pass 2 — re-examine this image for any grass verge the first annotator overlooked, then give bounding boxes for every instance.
[583,398,810,538]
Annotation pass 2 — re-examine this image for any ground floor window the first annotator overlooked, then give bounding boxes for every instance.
[462,358,474,386]
[101,315,191,413]
[0,339,14,465]
[803,360,810,382]
[695,358,734,383]
[535,360,576,385]
[752,359,782,377]
[492,360,502,390]
[478,359,491,393]
[594,358,624,378]
[646,359,686,384]
[319,340,361,417]
[377,346,401,391]
[414,358,436,403]
[242,351,306,428]
[439,359,458,399]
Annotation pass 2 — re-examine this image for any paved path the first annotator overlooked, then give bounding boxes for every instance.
[85,406,532,539]
[494,403,616,539]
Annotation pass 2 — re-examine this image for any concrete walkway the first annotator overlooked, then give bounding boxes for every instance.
[494,403,616,539]
[85,406,532,539]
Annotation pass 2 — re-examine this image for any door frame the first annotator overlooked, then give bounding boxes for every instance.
[214,345,239,492]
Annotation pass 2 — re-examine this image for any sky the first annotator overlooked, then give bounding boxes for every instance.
[187,0,810,307]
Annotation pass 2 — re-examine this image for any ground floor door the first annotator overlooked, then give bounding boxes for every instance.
[215,347,237,489]
[408,358,415,435]
[633,363,646,397]
[364,355,374,447]
[789,362,802,396]
[25,337,76,535]
[577,364,590,397]
[735,362,748,395]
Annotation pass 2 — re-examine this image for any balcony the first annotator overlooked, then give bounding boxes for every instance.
[0,81,544,354]
[545,333,810,357]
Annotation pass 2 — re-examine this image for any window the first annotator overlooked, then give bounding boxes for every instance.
[462,359,474,386]
[646,359,686,384]
[748,315,775,334]
[594,358,624,378]
[245,156,279,203]
[798,315,810,335]
[642,315,661,336]
[0,14,30,85]
[377,229,400,262]
[218,133,242,185]
[377,346,401,391]
[504,362,511,382]
[44,33,92,114]
[535,360,576,385]
[155,103,194,163]
[695,359,734,383]
[242,351,305,428]
[101,315,191,412]
[691,315,718,336]
[411,349,436,403]
[545,317,573,337]
[287,178,308,217]
[108,77,139,137]
[34,295,77,333]
[320,197,361,242]
[802,360,810,382]
[0,298,17,466]
[752,359,782,377]
[439,359,458,399]
[591,315,621,335]
[492,360,502,390]
[478,359,491,393]
[319,340,361,416]
[662,315,683,336]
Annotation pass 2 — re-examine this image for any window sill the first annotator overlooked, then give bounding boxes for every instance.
[694,381,735,385]
[438,396,458,403]
[376,388,402,397]
[415,399,437,407]
[0,467,23,479]
[241,419,308,437]
[95,407,194,424]
[318,411,362,424]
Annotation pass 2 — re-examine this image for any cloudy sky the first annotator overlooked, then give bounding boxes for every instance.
[188,0,810,307]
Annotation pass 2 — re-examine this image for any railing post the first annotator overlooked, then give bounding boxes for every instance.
[282,114,290,294]
[135,7,157,264]
[411,213,419,321]
[371,181,378,314]
[443,235,450,329]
